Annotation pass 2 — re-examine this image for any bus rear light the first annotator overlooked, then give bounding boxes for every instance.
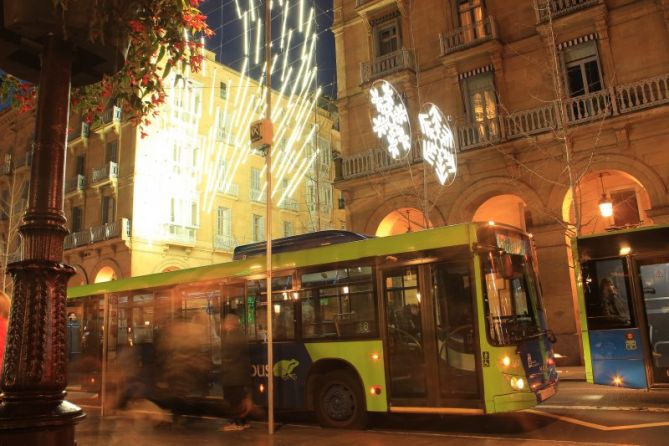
[547,357,556,367]
[370,386,382,396]
[370,353,380,362]
[259,384,265,393]
[501,355,511,368]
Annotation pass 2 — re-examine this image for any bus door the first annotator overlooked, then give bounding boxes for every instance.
[638,258,669,385]
[383,261,481,408]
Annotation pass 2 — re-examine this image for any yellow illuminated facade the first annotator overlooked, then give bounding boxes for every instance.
[0,49,343,287]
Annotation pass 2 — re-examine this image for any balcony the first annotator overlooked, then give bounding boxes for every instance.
[360,48,415,84]
[214,234,237,252]
[534,0,602,23]
[440,16,497,56]
[65,174,86,194]
[162,223,197,245]
[278,197,299,212]
[337,72,669,179]
[340,142,423,180]
[218,182,240,198]
[91,161,118,184]
[64,218,130,250]
[68,121,90,142]
[249,188,266,203]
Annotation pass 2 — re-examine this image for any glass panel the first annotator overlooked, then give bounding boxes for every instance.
[639,261,669,383]
[584,60,602,92]
[582,259,635,330]
[567,64,585,97]
[482,251,545,345]
[611,190,640,227]
[432,261,478,397]
[385,267,426,398]
[247,277,295,341]
[301,266,376,339]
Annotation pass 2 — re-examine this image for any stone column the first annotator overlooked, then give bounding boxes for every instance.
[530,222,583,366]
[0,35,84,446]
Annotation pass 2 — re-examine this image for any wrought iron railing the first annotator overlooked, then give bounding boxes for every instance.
[91,161,119,184]
[534,0,602,23]
[360,48,415,84]
[214,234,237,251]
[64,218,130,250]
[440,16,497,56]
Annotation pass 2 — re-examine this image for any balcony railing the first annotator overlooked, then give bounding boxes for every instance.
[360,48,415,84]
[458,117,502,151]
[564,89,611,124]
[214,234,237,251]
[616,73,669,114]
[440,16,497,56]
[534,0,602,23]
[64,218,130,250]
[341,142,423,180]
[249,188,266,203]
[337,72,669,179]
[91,161,118,184]
[504,104,558,139]
[218,182,240,198]
[65,174,86,194]
[279,197,299,212]
[162,223,197,245]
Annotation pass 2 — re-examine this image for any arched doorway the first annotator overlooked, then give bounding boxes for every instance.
[94,266,117,283]
[376,207,432,236]
[563,170,653,235]
[472,195,527,230]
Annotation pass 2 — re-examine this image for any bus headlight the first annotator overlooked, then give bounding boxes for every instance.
[510,377,526,391]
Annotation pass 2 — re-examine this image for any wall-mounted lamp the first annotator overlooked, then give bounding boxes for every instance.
[598,173,613,218]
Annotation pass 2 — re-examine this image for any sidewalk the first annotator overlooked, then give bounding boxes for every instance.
[557,366,586,381]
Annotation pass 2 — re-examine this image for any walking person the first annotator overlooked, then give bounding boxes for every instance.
[219,312,252,431]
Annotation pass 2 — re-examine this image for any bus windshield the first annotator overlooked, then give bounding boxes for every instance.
[481,250,546,346]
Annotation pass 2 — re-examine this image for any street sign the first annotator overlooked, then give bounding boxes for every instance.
[250,119,273,149]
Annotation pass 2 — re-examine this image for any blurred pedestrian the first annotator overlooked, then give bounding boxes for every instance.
[219,312,252,432]
[0,291,10,370]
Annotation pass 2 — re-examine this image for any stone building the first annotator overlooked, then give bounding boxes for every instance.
[333,0,669,364]
[0,49,343,290]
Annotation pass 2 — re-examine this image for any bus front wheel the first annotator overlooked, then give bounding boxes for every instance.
[315,370,367,429]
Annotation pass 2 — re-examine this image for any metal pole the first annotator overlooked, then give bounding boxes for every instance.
[0,35,83,446]
[264,0,274,435]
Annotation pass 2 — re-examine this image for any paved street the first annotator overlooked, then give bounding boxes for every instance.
[72,376,669,446]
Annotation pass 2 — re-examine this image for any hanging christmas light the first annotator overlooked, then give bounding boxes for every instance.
[418,103,457,186]
[369,79,411,160]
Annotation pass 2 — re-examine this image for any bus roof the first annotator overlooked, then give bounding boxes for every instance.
[67,222,508,299]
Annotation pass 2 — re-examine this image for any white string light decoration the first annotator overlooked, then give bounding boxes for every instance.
[369,79,411,160]
[418,103,457,186]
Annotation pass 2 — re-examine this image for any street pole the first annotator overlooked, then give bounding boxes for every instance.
[264,0,275,435]
[0,35,84,446]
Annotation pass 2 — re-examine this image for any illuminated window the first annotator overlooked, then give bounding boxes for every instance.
[252,214,265,242]
[564,41,602,97]
[458,0,486,43]
[219,81,227,100]
[318,136,331,165]
[217,207,232,236]
[462,72,498,138]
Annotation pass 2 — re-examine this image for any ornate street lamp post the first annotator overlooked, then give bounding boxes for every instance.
[0,2,126,444]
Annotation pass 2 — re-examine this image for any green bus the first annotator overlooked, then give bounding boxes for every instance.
[66,222,558,428]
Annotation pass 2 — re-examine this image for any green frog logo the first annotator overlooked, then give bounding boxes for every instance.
[273,359,300,381]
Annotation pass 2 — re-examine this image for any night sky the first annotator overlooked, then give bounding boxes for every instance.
[199,0,337,99]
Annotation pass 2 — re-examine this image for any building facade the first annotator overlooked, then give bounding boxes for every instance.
[333,0,669,364]
[0,49,343,290]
